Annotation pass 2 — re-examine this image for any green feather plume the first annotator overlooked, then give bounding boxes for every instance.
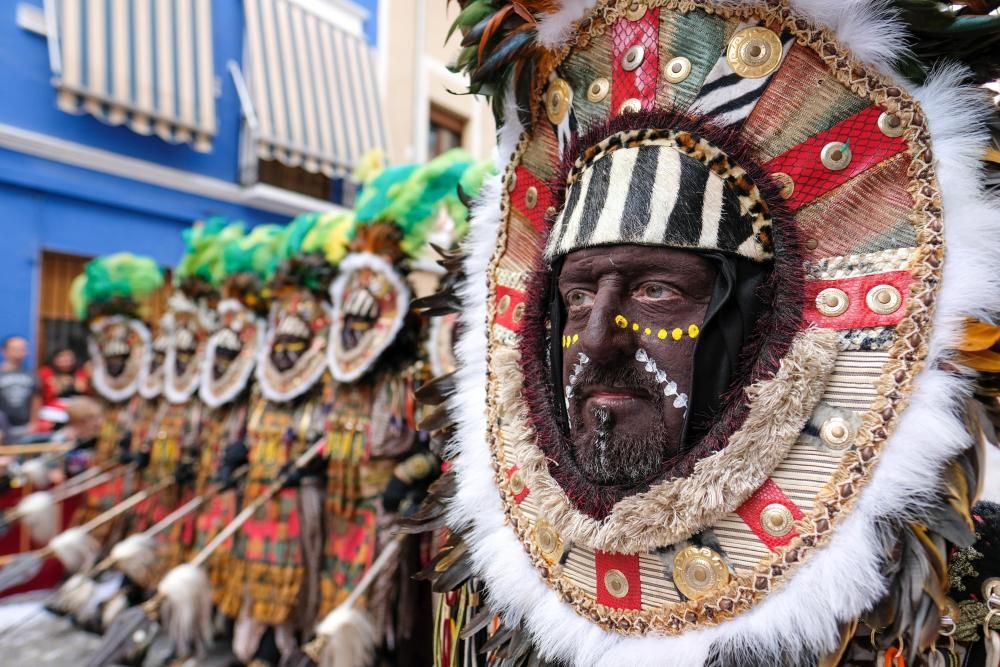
[175,218,244,289]
[70,253,164,321]
[222,223,285,283]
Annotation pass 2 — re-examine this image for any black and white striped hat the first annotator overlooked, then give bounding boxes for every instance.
[544,129,774,263]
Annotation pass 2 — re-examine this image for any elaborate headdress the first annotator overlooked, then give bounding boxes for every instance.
[256,212,352,402]
[200,223,285,408]
[71,253,163,402]
[427,1,1000,665]
[326,150,492,382]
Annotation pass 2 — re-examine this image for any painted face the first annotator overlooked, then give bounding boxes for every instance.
[256,287,330,401]
[557,245,715,487]
[164,303,211,402]
[327,253,409,382]
[139,315,171,399]
[89,315,151,402]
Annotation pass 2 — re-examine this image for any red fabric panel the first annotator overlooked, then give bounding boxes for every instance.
[735,478,804,550]
[610,9,660,114]
[494,284,527,333]
[595,550,643,610]
[763,105,907,211]
[505,465,529,504]
[803,270,911,330]
[510,166,553,233]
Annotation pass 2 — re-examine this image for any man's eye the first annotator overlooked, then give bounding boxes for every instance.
[638,283,671,300]
[566,290,594,308]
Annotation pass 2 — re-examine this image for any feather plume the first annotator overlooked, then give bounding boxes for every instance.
[110,533,158,585]
[157,563,214,658]
[47,573,97,617]
[21,457,50,488]
[50,527,100,573]
[16,491,59,545]
[312,606,377,667]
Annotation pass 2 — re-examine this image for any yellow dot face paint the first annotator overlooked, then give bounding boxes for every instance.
[672,328,683,341]
[615,315,628,328]
[658,329,668,340]
[632,323,640,332]
[688,324,700,339]
[644,327,651,336]
[572,334,579,344]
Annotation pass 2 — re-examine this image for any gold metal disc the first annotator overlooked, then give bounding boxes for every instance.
[663,56,692,84]
[545,78,572,125]
[726,27,784,79]
[587,77,610,103]
[673,545,730,600]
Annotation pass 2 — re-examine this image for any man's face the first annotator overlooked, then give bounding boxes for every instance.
[557,245,716,487]
[4,337,27,367]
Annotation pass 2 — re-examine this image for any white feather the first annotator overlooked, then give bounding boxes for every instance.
[535,0,598,48]
[17,491,59,545]
[49,573,97,616]
[110,533,158,584]
[443,3,1000,665]
[316,606,377,667]
[21,457,51,488]
[157,563,214,657]
[50,527,100,573]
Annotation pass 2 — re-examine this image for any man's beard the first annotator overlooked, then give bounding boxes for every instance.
[566,360,676,486]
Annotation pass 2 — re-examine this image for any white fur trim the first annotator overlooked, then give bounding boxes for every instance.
[199,303,263,408]
[326,252,410,383]
[89,316,152,403]
[443,3,1000,666]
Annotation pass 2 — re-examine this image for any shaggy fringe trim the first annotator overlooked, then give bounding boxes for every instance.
[496,328,838,553]
[444,3,1000,666]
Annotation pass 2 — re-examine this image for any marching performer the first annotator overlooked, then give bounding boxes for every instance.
[415,1,1000,665]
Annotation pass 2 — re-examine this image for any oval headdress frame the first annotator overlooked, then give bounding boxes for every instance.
[460,0,953,643]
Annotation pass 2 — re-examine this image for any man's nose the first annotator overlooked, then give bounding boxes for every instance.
[578,286,634,364]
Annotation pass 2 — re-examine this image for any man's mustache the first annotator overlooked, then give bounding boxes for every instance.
[569,360,664,408]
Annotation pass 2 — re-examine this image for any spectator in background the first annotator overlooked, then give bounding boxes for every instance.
[38,346,89,404]
[0,335,41,440]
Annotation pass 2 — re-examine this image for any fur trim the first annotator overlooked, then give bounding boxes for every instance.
[50,527,100,573]
[200,302,263,408]
[326,252,411,383]
[443,4,1000,666]
[157,563,214,657]
[89,316,152,403]
[500,328,838,553]
[17,491,59,545]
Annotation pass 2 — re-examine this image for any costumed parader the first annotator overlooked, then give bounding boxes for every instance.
[411,1,1000,666]
[193,222,285,604]
[301,148,491,667]
[218,213,350,666]
[69,252,164,543]
[130,220,238,581]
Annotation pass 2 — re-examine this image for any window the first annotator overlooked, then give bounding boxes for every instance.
[429,105,466,158]
[37,251,172,366]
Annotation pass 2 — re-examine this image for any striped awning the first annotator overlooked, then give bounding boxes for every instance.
[50,0,217,152]
[241,0,388,177]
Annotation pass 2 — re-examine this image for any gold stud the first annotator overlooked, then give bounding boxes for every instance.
[603,569,630,598]
[509,471,525,494]
[587,77,610,103]
[673,545,730,600]
[624,0,647,21]
[525,186,538,209]
[726,26,784,79]
[512,302,525,323]
[877,111,905,138]
[760,503,794,537]
[815,288,849,317]
[820,141,852,171]
[619,98,642,115]
[865,284,902,315]
[663,56,692,84]
[622,45,645,72]
[805,238,819,250]
[820,416,853,450]
[498,294,511,314]
[535,520,562,563]
[545,78,572,125]
[772,171,795,200]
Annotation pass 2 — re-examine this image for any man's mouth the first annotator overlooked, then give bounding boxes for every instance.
[582,385,653,404]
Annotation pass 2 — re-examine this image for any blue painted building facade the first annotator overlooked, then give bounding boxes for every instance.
[0,0,379,364]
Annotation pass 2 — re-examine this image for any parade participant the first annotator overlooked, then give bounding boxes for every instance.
[131,220,237,579]
[304,149,490,667]
[69,253,162,537]
[413,1,1000,665]
[218,213,350,666]
[193,222,284,602]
